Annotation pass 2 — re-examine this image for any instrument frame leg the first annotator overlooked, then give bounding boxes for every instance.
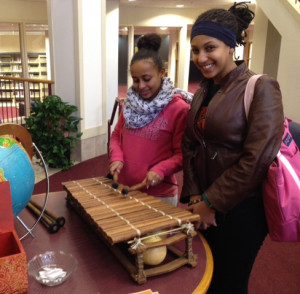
[185,232,198,267]
[133,251,147,284]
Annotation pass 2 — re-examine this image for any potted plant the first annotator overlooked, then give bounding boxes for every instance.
[25,95,82,170]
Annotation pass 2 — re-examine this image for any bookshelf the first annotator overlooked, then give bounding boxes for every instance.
[28,53,48,79]
[0,53,22,78]
[0,52,49,102]
[0,52,48,79]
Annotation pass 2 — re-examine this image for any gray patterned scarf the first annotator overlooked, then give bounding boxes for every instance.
[123,77,193,129]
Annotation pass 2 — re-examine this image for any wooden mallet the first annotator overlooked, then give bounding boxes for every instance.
[29,199,66,228]
[121,181,148,196]
[112,172,119,189]
[26,202,60,234]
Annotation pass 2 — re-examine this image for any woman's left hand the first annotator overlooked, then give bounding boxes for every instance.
[188,201,217,230]
[144,171,163,188]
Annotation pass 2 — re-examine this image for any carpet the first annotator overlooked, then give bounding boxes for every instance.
[34,154,300,294]
[33,154,110,194]
[188,82,200,94]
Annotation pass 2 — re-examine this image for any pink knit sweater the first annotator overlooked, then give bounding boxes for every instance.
[109,94,189,198]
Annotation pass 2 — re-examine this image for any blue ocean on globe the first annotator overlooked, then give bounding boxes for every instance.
[0,136,35,216]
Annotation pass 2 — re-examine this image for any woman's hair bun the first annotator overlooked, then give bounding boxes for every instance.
[228,2,255,32]
[137,33,161,52]
[130,33,164,69]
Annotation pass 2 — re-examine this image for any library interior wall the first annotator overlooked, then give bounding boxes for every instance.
[253,0,300,121]
[26,35,46,53]
[0,0,47,23]
[119,6,202,27]
[0,36,20,52]
[2,1,300,157]
[263,21,281,80]
[0,35,45,53]
[250,6,267,74]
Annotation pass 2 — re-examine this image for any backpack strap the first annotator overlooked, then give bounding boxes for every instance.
[244,74,265,119]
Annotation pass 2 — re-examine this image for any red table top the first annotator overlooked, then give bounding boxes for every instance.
[16,191,212,294]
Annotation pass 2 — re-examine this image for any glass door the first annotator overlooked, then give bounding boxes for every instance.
[25,24,50,80]
[25,24,50,100]
[0,23,22,113]
[0,23,22,78]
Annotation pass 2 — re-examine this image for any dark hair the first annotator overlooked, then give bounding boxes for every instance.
[130,33,164,71]
[194,2,255,46]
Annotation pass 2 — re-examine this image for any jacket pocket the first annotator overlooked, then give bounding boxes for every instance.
[205,143,242,182]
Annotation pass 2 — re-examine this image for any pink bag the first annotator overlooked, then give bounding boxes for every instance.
[244,75,300,242]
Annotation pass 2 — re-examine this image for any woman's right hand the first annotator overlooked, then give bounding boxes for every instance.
[109,161,124,175]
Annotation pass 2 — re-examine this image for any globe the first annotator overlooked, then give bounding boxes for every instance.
[0,136,35,216]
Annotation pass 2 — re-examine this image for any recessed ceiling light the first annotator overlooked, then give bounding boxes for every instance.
[176,4,184,8]
[128,0,136,2]
[160,27,168,30]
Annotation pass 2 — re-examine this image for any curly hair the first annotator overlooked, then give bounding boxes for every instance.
[194,2,255,46]
[130,33,164,70]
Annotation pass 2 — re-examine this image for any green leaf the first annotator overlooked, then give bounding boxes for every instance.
[25,95,82,170]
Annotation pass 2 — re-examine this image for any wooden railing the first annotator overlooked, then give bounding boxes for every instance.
[107,97,125,156]
[0,76,54,125]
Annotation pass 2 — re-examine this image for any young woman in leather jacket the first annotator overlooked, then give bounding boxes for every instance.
[180,2,284,293]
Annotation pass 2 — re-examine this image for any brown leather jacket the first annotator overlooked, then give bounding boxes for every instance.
[181,62,284,213]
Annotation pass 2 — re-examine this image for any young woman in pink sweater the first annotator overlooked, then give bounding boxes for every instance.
[109,34,191,206]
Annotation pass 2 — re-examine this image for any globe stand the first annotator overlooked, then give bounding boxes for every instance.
[16,216,35,238]
[18,142,50,241]
[0,123,50,240]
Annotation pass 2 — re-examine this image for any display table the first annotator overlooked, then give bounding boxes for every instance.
[16,191,213,294]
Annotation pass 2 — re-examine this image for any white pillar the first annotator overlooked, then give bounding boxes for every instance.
[168,31,177,83]
[48,0,109,160]
[47,0,76,105]
[106,0,120,131]
[177,24,190,91]
[127,25,134,89]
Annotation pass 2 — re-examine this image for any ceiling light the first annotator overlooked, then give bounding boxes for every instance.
[128,0,136,2]
[176,5,184,8]
[160,27,168,30]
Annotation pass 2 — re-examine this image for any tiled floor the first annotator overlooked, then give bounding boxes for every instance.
[32,156,62,184]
